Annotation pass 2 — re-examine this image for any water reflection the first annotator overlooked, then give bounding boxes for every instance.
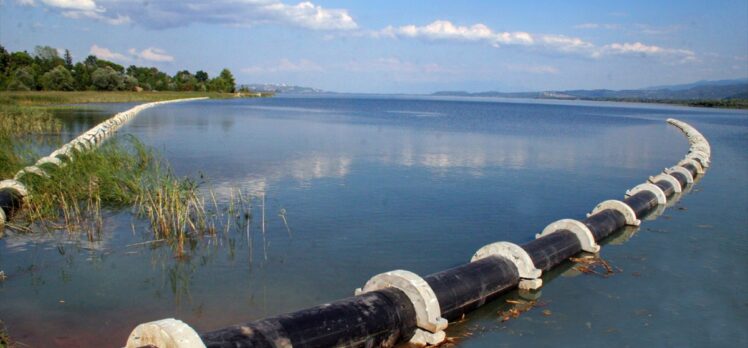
[1,96,746,347]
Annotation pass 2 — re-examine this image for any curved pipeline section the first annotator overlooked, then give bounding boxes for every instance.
[0,97,208,226]
[122,118,708,347]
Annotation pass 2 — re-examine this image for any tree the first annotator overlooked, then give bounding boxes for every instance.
[0,45,9,74]
[40,65,75,91]
[195,70,209,83]
[64,49,73,69]
[34,45,59,61]
[91,66,124,91]
[219,68,236,93]
[7,67,35,91]
[122,74,139,91]
[72,62,92,90]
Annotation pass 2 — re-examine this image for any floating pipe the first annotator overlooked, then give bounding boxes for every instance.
[0,97,208,226]
[124,118,709,347]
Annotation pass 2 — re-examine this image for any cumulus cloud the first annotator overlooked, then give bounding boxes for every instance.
[601,42,696,62]
[242,58,324,74]
[89,44,129,62]
[379,20,533,47]
[22,0,357,30]
[136,47,175,62]
[378,20,696,62]
[90,45,175,63]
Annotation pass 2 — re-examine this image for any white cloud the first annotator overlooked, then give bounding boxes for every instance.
[89,44,129,62]
[90,45,174,63]
[136,47,174,62]
[377,19,696,63]
[29,0,356,30]
[242,58,324,74]
[41,0,96,11]
[16,0,36,6]
[601,42,696,62]
[379,20,533,46]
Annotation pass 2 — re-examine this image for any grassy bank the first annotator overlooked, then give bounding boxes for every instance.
[0,90,269,107]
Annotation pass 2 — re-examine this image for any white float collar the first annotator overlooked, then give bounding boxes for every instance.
[536,219,600,253]
[625,182,667,205]
[472,241,542,279]
[687,150,710,168]
[35,156,63,168]
[355,269,448,346]
[126,318,205,348]
[472,241,543,290]
[15,166,49,180]
[649,173,682,194]
[678,158,704,175]
[588,199,641,226]
[664,166,694,184]
[0,179,29,198]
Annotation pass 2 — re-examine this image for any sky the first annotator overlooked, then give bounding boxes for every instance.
[1,0,747,93]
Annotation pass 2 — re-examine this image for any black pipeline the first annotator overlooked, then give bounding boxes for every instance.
[124,118,711,348]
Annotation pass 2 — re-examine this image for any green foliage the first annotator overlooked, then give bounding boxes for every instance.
[40,65,75,91]
[1,43,240,93]
[8,67,35,91]
[91,66,125,91]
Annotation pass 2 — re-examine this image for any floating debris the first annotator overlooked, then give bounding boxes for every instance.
[569,255,622,277]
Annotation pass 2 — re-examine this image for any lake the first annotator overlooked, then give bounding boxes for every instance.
[1,95,746,347]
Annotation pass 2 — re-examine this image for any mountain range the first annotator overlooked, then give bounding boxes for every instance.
[432,78,748,101]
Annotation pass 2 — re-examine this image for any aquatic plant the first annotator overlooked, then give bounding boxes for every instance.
[0,105,62,178]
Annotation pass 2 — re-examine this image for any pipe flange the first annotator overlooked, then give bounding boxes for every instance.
[536,219,600,253]
[649,173,682,193]
[678,158,704,175]
[355,269,447,344]
[665,166,693,185]
[126,318,205,348]
[625,182,667,205]
[35,156,63,168]
[472,241,542,280]
[687,150,710,168]
[15,166,48,180]
[588,199,641,226]
[0,179,29,197]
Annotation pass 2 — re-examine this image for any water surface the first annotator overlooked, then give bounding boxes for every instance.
[1,96,746,347]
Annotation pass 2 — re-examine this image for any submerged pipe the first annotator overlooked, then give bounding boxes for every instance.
[127,118,710,348]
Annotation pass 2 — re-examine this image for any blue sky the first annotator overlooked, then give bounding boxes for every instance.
[1,0,747,93]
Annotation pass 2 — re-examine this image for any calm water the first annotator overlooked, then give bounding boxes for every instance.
[1,96,746,347]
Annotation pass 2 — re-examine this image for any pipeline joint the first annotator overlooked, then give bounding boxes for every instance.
[356,269,448,346]
[472,241,543,290]
[536,219,600,253]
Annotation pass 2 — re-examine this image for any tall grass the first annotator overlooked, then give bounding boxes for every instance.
[12,136,254,258]
[0,105,62,178]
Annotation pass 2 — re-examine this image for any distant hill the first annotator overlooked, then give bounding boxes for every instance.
[646,78,748,91]
[433,78,748,102]
[243,83,326,94]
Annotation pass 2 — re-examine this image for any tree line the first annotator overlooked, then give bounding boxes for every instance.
[0,45,236,93]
